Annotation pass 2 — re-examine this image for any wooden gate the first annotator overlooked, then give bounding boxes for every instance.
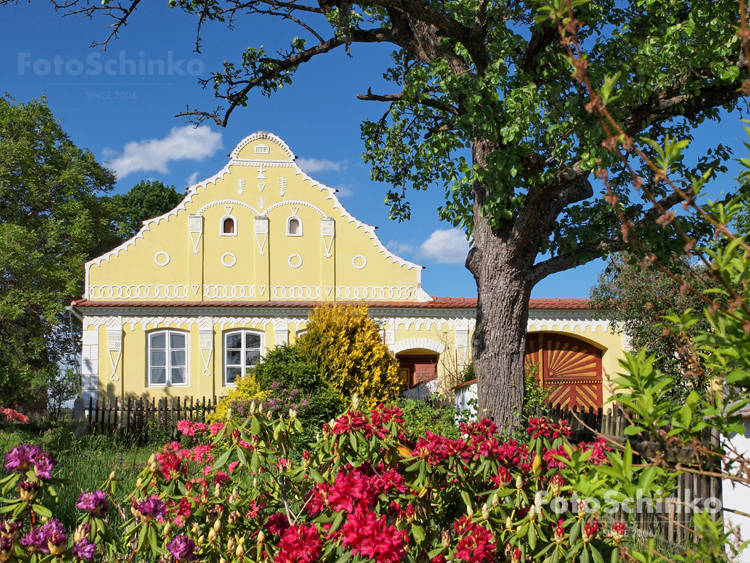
[525,332,603,409]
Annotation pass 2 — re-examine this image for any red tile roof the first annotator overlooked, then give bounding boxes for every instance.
[71,297,591,310]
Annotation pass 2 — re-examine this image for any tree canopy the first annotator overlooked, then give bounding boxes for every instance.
[37,0,748,426]
[0,95,116,407]
[107,180,184,240]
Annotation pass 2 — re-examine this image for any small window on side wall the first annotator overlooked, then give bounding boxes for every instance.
[148,330,188,387]
[221,216,237,236]
[287,216,302,237]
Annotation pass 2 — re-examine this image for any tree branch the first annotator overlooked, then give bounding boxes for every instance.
[530,190,688,283]
[356,88,461,115]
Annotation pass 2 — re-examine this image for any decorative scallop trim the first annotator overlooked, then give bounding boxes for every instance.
[154,252,170,267]
[390,338,446,354]
[265,200,327,217]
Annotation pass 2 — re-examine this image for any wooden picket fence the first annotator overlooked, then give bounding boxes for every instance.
[545,402,722,547]
[86,396,218,444]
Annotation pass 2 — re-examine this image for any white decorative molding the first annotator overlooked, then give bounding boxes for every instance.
[203,285,255,299]
[230,131,296,161]
[287,254,303,269]
[154,251,170,267]
[107,324,122,381]
[257,182,265,193]
[271,285,321,299]
[352,255,367,270]
[373,314,477,331]
[264,200,327,218]
[196,199,261,216]
[221,252,237,268]
[220,213,238,237]
[390,338,446,355]
[199,324,213,377]
[89,285,189,300]
[254,144,270,154]
[383,330,395,345]
[258,197,266,210]
[254,216,269,255]
[335,286,419,301]
[279,177,287,196]
[214,317,273,329]
[273,317,289,346]
[455,328,470,371]
[321,218,334,258]
[188,215,203,254]
[237,178,245,195]
[526,312,609,333]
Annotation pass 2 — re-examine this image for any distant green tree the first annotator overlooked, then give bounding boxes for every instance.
[589,254,714,402]
[0,95,116,408]
[108,180,184,240]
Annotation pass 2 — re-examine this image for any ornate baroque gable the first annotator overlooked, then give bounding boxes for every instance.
[85,132,429,304]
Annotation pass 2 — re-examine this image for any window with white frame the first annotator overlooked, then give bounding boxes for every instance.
[221,216,237,236]
[286,216,302,236]
[224,330,263,385]
[148,330,188,386]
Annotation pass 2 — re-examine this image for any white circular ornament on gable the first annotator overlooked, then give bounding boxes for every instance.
[221,252,237,268]
[154,251,170,267]
[288,254,303,269]
[352,255,367,269]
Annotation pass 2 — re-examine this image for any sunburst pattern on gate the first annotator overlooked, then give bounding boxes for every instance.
[525,333,603,409]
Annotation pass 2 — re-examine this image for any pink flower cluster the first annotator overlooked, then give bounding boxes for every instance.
[452,516,496,563]
[328,404,405,439]
[526,417,571,439]
[154,442,215,481]
[176,420,207,436]
[1,407,28,423]
[339,507,408,563]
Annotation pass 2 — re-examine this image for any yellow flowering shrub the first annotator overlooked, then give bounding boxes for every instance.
[298,303,401,408]
[208,370,268,422]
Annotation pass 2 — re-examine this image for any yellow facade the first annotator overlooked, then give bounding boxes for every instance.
[72,132,628,408]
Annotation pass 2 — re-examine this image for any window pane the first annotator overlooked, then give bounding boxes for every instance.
[246,350,260,367]
[226,333,242,349]
[151,368,166,385]
[246,333,261,349]
[171,367,186,385]
[151,350,166,367]
[226,367,241,384]
[170,332,186,349]
[226,350,241,365]
[151,332,166,348]
[171,350,186,368]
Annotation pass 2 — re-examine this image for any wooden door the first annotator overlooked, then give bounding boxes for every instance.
[525,333,603,409]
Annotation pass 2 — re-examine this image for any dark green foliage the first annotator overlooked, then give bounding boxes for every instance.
[0,95,116,408]
[253,345,344,430]
[107,180,184,240]
[397,396,468,439]
[590,254,713,402]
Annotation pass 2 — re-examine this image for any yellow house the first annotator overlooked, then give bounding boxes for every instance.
[70,132,627,409]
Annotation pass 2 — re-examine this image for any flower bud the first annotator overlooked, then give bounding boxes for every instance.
[515,475,523,489]
[235,544,245,559]
[352,394,359,410]
[214,484,222,497]
[227,408,233,421]
[220,558,228,563]
[257,531,265,544]
[289,409,297,421]
[441,531,451,548]
[466,505,474,517]
[163,522,173,538]
[528,506,536,521]
[213,519,223,532]
[505,516,513,531]
[208,528,218,543]
[227,537,237,552]
[191,523,201,536]
[74,524,90,543]
[250,401,256,414]
[109,471,116,482]
[136,477,143,489]
[492,494,499,507]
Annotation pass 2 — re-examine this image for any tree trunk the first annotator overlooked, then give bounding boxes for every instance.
[466,138,537,431]
[466,232,534,431]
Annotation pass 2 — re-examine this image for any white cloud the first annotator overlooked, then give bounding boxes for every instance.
[334,183,355,197]
[387,240,415,256]
[296,157,344,173]
[420,229,470,264]
[186,171,199,186]
[105,126,223,179]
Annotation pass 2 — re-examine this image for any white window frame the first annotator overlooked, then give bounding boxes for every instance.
[221,215,238,237]
[286,216,303,237]
[223,329,264,387]
[147,329,189,387]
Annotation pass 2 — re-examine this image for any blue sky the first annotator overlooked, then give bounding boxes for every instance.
[1,2,746,299]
